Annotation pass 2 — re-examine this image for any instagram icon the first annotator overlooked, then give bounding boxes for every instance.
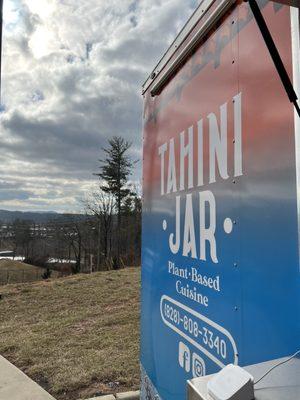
[192,353,206,378]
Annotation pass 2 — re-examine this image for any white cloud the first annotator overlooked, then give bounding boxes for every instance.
[1,0,198,212]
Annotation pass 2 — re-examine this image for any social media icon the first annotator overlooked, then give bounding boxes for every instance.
[178,342,191,372]
[192,353,206,377]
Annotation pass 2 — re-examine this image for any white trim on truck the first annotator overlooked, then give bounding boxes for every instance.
[291,6,300,270]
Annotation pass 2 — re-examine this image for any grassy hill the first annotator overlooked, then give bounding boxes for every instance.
[0,267,140,400]
[0,259,41,271]
[0,259,60,285]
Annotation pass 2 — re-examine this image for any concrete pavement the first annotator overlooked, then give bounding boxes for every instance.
[0,355,140,400]
[0,355,55,400]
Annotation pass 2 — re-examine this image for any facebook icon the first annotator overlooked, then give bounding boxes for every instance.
[178,342,190,373]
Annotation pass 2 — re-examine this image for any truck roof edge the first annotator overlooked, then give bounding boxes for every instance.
[142,0,236,96]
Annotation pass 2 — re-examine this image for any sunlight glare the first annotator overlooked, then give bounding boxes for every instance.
[29,25,53,58]
[25,0,55,19]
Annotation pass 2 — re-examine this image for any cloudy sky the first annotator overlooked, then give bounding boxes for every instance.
[0,0,199,213]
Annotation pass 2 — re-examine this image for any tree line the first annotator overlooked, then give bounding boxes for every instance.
[0,136,141,273]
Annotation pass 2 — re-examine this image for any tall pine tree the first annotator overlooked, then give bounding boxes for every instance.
[95,136,136,267]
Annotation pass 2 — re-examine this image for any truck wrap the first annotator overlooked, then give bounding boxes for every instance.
[141,1,300,399]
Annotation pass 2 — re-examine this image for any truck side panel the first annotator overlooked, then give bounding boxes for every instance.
[141,2,300,399]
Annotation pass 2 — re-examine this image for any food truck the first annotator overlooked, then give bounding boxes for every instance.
[141,0,300,399]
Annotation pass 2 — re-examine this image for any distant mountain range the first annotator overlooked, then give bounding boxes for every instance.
[0,209,85,223]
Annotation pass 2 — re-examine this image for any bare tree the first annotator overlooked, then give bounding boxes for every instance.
[55,217,84,273]
[11,219,33,259]
[85,188,114,269]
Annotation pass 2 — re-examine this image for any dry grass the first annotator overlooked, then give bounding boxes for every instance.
[0,259,60,285]
[0,259,39,271]
[0,267,140,400]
